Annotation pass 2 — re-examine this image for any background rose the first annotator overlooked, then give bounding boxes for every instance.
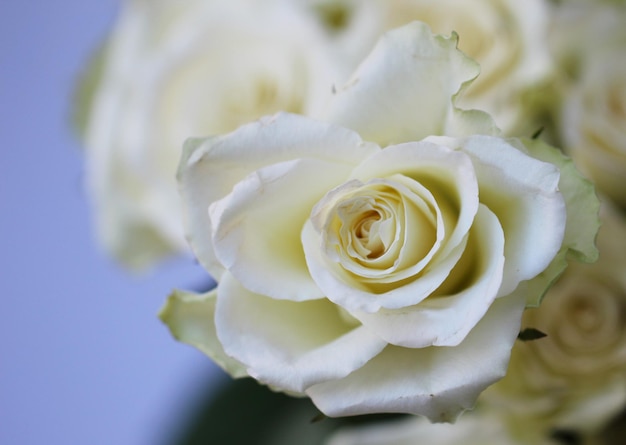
[303,0,553,134]
[161,23,597,421]
[548,1,626,210]
[483,204,626,442]
[79,0,336,268]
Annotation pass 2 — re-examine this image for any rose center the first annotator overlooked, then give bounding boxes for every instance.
[354,209,393,259]
[570,300,601,332]
[313,175,441,284]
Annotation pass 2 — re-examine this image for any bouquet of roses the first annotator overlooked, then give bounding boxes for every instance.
[76,1,626,443]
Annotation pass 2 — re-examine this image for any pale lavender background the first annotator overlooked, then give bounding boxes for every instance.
[0,1,224,444]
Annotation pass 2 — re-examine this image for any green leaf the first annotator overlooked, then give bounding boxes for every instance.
[517,328,548,342]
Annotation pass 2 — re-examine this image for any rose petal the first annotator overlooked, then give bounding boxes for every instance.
[178,112,380,279]
[312,175,443,281]
[427,135,566,298]
[518,137,600,264]
[463,137,566,297]
[352,142,479,262]
[325,21,496,146]
[159,289,247,378]
[355,205,505,348]
[210,158,355,301]
[306,293,526,421]
[303,141,480,313]
[304,220,467,313]
[215,273,388,393]
[513,170,599,302]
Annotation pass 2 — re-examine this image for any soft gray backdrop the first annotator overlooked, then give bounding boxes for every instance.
[0,2,223,444]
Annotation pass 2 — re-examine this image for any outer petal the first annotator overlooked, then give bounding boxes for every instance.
[426,135,566,298]
[214,273,388,393]
[159,289,247,378]
[510,137,600,306]
[178,112,380,279]
[517,137,599,263]
[306,293,526,421]
[210,158,355,301]
[325,21,496,146]
[355,205,505,348]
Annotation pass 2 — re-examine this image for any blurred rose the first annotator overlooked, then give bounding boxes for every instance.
[549,1,626,209]
[305,0,553,133]
[484,204,626,440]
[80,0,336,268]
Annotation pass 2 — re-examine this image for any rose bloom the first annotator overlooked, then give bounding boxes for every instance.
[483,205,626,441]
[160,23,598,420]
[549,1,626,210]
[303,0,553,134]
[80,0,336,268]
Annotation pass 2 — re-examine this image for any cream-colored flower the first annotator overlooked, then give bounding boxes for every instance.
[484,204,626,440]
[161,23,597,421]
[81,0,336,268]
[305,0,553,133]
[549,1,626,209]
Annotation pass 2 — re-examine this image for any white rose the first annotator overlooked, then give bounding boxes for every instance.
[549,2,626,209]
[483,204,626,439]
[160,23,597,421]
[80,0,336,268]
[304,0,553,133]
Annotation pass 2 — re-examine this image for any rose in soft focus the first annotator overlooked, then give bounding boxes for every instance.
[160,23,598,421]
[549,1,626,210]
[484,205,626,441]
[79,0,336,268]
[306,0,553,134]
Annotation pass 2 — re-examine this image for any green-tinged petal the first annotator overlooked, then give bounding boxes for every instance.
[517,137,600,263]
[159,289,247,378]
[509,250,569,308]
[510,138,600,306]
[73,39,109,141]
[447,107,499,140]
[325,21,497,146]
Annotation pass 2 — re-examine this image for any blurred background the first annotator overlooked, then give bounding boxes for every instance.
[0,2,224,444]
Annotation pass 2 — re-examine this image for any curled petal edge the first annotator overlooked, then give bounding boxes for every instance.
[513,137,600,307]
[159,288,248,378]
